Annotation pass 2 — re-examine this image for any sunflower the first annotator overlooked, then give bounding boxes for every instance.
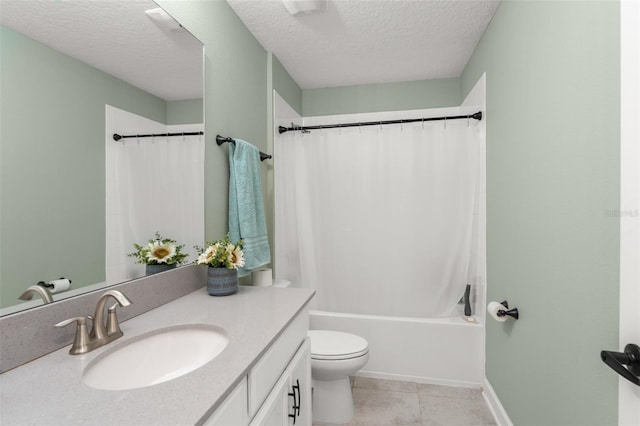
[196,234,244,269]
[128,232,188,265]
[146,241,176,264]
[227,244,245,269]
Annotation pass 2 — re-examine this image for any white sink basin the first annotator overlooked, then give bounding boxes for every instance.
[83,324,228,391]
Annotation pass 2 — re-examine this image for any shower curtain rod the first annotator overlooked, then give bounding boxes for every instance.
[278,111,482,134]
[216,135,272,162]
[112,131,203,141]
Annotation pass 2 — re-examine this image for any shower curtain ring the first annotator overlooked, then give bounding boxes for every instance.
[422,118,425,129]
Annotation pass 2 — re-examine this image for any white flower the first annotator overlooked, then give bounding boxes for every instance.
[228,246,245,268]
[196,252,209,265]
[196,234,243,269]
[146,241,176,264]
[206,243,220,257]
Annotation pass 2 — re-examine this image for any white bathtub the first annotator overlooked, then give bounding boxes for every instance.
[310,310,484,387]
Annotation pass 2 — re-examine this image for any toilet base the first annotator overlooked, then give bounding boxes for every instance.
[312,377,354,424]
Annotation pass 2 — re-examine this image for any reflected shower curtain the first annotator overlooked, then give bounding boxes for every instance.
[275,117,481,318]
[107,131,204,283]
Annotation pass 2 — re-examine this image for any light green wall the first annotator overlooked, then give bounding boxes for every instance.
[461,1,620,425]
[272,54,303,115]
[155,0,269,244]
[0,25,167,308]
[302,78,461,116]
[167,99,203,125]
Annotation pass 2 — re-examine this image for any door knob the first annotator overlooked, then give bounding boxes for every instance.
[600,343,640,386]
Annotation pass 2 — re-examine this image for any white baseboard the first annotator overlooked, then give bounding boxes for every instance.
[356,370,482,389]
[482,377,513,426]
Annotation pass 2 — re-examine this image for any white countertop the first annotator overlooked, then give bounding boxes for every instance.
[0,285,315,425]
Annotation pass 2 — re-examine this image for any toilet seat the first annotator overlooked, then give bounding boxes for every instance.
[308,330,369,360]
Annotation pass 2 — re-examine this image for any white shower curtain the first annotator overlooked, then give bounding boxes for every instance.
[107,123,204,283]
[276,115,481,318]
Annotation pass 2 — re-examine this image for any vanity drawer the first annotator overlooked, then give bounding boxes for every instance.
[248,305,309,417]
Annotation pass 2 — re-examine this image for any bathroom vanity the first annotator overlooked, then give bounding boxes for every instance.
[0,285,315,425]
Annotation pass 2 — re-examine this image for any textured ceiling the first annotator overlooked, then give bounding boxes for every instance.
[0,0,203,101]
[227,0,500,89]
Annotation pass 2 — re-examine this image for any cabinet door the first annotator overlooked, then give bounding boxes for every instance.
[287,338,311,426]
[250,372,289,426]
[249,307,309,417]
[204,377,249,426]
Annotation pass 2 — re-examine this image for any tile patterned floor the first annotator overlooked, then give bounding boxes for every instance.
[314,376,497,426]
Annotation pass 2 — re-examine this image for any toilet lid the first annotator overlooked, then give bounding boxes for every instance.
[308,330,369,360]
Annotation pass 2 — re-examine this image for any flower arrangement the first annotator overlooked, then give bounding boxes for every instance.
[128,232,189,265]
[196,233,245,270]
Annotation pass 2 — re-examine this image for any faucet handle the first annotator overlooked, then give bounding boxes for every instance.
[106,303,124,338]
[55,316,92,355]
[55,316,87,327]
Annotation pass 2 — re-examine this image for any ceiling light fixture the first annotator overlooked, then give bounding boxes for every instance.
[282,0,328,16]
[145,7,183,32]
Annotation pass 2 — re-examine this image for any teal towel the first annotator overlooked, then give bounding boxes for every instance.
[228,139,271,276]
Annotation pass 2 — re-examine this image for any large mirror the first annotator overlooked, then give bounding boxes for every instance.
[0,0,204,315]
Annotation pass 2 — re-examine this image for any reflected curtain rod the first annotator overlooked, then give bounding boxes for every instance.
[216,135,272,162]
[278,111,483,134]
[112,131,204,141]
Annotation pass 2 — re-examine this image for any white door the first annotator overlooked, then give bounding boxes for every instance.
[618,1,640,424]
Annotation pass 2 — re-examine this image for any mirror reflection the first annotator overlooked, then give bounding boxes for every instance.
[0,0,204,315]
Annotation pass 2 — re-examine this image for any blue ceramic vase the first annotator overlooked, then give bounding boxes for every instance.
[207,267,238,296]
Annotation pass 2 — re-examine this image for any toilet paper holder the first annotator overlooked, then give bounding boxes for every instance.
[497,300,519,320]
[37,277,72,289]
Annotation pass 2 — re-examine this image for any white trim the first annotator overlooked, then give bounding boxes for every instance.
[354,371,481,389]
[619,1,640,425]
[482,377,513,426]
[462,72,488,390]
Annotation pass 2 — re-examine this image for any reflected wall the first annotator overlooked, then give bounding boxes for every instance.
[0,26,168,308]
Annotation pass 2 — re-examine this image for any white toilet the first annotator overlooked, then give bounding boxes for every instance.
[308,330,369,424]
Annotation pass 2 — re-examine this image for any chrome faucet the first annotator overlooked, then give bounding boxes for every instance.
[18,285,53,304]
[55,290,132,355]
